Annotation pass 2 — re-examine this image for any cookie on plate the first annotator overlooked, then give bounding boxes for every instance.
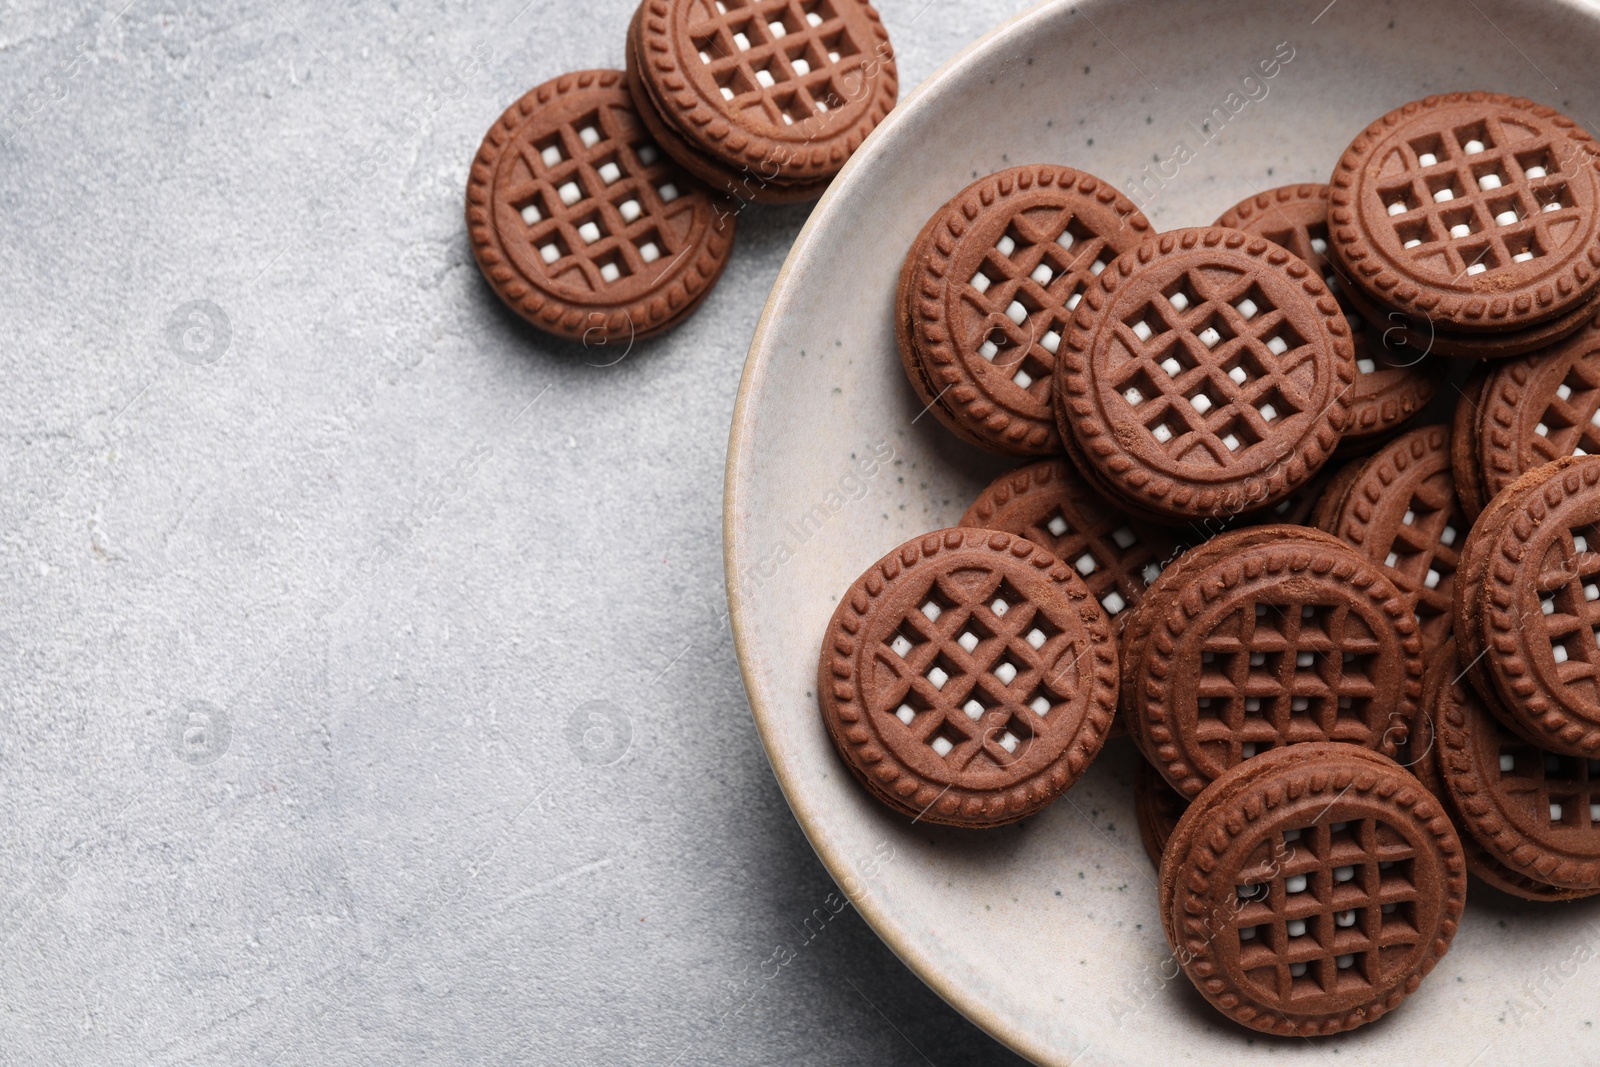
[1120,526,1424,798]
[1411,641,1600,900]
[898,165,1153,454]
[817,528,1118,826]
[958,459,1182,632]
[1159,742,1465,1035]
[1215,183,1445,449]
[1327,92,1600,353]
[1054,227,1357,523]
[1456,316,1600,513]
[1454,455,1600,757]
[1316,425,1465,655]
[466,69,737,342]
[1134,755,1187,866]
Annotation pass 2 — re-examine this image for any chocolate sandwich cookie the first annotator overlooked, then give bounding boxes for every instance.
[1454,456,1600,757]
[1473,316,1600,504]
[1318,426,1465,655]
[1235,453,1349,530]
[626,0,896,203]
[899,166,1153,455]
[1412,643,1600,900]
[1215,184,1445,448]
[1338,276,1600,360]
[1121,526,1424,799]
[817,528,1117,826]
[1328,93,1600,339]
[466,70,736,342]
[1159,742,1465,1035]
[1134,755,1187,867]
[1431,642,1600,891]
[1308,457,1368,533]
[1450,366,1493,519]
[958,460,1181,632]
[1054,227,1356,523]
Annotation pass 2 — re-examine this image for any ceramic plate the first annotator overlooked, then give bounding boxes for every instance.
[724,1,1600,1062]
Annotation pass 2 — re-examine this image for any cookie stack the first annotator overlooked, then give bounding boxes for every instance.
[466,0,898,342]
[1327,93,1600,359]
[821,90,1600,1037]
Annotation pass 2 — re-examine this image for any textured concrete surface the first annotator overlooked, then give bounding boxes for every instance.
[0,1,1037,1064]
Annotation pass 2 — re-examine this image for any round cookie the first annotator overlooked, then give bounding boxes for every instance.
[466,70,737,342]
[1159,742,1465,1036]
[899,165,1154,455]
[1412,643,1600,900]
[1475,315,1600,504]
[1236,451,1352,529]
[1318,425,1465,655]
[1432,641,1600,890]
[1054,227,1356,523]
[817,528,1118,827]
[623,9,832,205]
[1454,456,1600,757]
[1308,456,1369,533]
[1135,755,1188,867]
[1328,92,1600,334]
[1121,526,1425,799]
[1215,184,1445,448]
[627,0,897,203]
[958,459,1182,633]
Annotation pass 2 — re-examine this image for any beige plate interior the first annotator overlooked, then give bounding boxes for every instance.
[724,0,1600,1062]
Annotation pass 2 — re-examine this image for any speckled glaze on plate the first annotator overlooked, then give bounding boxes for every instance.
[725,1,1600,1063]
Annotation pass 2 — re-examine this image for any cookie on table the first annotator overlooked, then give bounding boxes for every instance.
[958,459,1182,632]
[1317,425,1465,655]
[1327,92,1600,351]
[1120,525,1425,799]
[1410,642,1600,900]
[1053,227,1356,524]
[898,165,1153,455]
[1215,183,1445,449]
[1454,456,1600,757]
[817,528,1117,827]
[625,0,896,203]
[1158,742,1465,1035]
[466,70,737,342]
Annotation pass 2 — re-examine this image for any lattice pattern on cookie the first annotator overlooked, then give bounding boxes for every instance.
[959,214,1113,404]
[1379,473,1463,637]
[1018,506,1164,620]
[1495,718,1600,830]
[1536,520,1600,696]
[1526,359,1600,462]
[1378,117,1581,279]
[688,0,863,127]
[1193,600,1384,764]
[1109,270,1314,470]
[877,570,1076,770]
[499,100,690,290]
[1231,818,1422,1002]
[1248,209,1401,375]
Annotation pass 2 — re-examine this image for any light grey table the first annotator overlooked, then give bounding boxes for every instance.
[0,1,1036,1063]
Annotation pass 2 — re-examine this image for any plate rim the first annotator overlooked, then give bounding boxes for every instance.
[722,2,1077,1062]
